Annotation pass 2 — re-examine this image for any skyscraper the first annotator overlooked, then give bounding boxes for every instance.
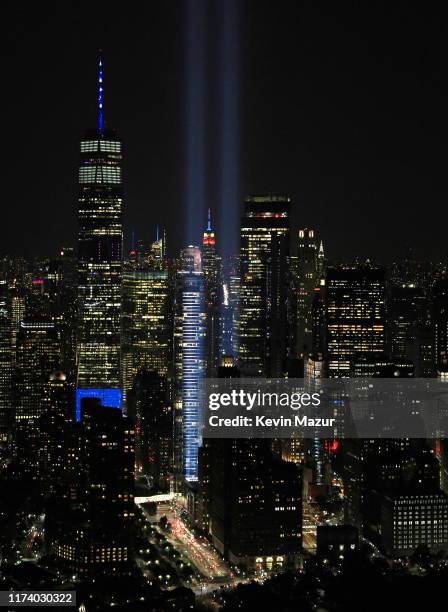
[10,286,25,355]
[208,438,302,570]
[388,284,426,366]
[432,279,448,373]
[238,195,290,376]
[121,268,170,394]
[293,228,322,358]
[14,321,61,422]
[129,369,172,490]
[76,58,123,393]
[325,265,386,377]
[200,360,302,570]
[174,246,205,483]
[0,280,12,440]
[202,209,220,375]
[38,370,74,496]
[13,320,61,477]
[56,247,78,380]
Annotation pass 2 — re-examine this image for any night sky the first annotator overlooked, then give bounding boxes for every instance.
[2,1,447,261]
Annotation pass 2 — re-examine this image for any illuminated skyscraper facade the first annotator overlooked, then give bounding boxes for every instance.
[122,269,169,395]
[238,195,290,376]
[10,287,25,355]
[202,210,220,375]
[14,321,61,421]
[12,320,61,477]
[148,231,166,270]
[76,116,123,387]
[174,246,205,482]
[325,266,386,378]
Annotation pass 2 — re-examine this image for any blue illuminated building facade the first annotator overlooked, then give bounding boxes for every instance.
[176,246,205,482]
[75,388,123,422]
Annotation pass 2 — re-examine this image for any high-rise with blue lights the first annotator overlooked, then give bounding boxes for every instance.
[174,246,205,482]
[76,58,123,396]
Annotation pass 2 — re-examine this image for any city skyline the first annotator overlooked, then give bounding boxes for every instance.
[2,1,448,261]
[2,4,448,611]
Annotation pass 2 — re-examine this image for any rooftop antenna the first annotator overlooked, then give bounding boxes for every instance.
[98,51,104,132]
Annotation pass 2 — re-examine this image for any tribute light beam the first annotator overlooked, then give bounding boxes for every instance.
[185,0,206,245]
[219,0,240,257]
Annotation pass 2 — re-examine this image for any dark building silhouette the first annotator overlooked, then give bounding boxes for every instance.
[0,280,12,440]
[388,284,426,365]
[128,369,173,490]
[207,438,302,571]
[432,279,448,373]
[317,525,359,564]
[45,398,135,577]
[292,228,323,358]
[37,370,74,496]
[199,358,302,571]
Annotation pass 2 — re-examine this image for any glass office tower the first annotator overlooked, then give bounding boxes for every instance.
[76,127,123,390]
[174,246,205,482]
[238,195,290,376]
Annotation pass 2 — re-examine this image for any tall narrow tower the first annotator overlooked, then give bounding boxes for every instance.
[294,228,321,358]
[202,209,220,375]
[0,281,12,439]
[238,195,290,376]
[76,56,123,397]
[174,246,206,483]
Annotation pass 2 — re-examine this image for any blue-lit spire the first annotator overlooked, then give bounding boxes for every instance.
[98,53,104,131]
[207,208,212,232]
[156,225,160,242]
